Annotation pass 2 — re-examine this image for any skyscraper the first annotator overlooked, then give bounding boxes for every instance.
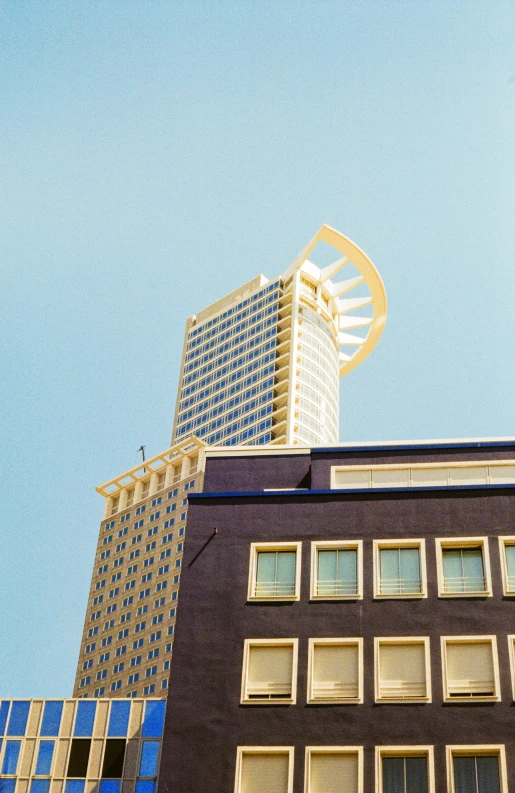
[172,224,387,447]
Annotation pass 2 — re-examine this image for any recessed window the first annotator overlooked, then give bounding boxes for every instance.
[248,543,302,601]
[447,747,507,793]
[375,638,431,703]
[307,639,362,704]
[310,542,362,600]
[441,637,500,701]
[241,639,298,704]
[436,539,492,597]
[376,747,434,793]
[498,537,515,596]
[305,747,363,793]
[374,540,426,599]
[235,748,293,793]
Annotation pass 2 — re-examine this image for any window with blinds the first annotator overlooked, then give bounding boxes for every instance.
[238,750,291,793]
[309,641,361,703]
[307,750,360,793]
[379,547,422,596]
[376,640,429,701]
[443,639,498,699]
[500,538,515,595]
[436,538,492,598]
[242,641,296,703]
[332,461,515,490]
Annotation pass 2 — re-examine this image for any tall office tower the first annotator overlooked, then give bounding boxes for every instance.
[172,224,387,447]
[73,437,205,700]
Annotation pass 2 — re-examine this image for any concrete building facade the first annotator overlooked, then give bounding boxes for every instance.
[72,438,204,699]
[159,440,515,793]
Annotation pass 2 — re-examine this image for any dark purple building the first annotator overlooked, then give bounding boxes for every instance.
[159,440,515,793]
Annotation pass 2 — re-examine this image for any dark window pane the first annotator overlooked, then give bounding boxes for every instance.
[7,702,30,736]
[454,757,478,793]
[406,757,429,793]
[107,703,131,737]
[142,702,166,737]
[476,757,501,793]
[67,739,92,778]
[40,702,63,737]
[65,782,85,793]
[101,740,126,778]
[2,741,21,774]
[35,741,55,775]
[73,703,96,737]
[0,703,10,736]
[30,781,50,793]
[382,757,404,793]
[139,742,159,777]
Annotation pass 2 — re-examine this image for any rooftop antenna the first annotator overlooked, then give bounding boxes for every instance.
[137,445,146,463]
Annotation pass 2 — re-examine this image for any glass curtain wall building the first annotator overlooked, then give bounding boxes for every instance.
[172,224,387,447]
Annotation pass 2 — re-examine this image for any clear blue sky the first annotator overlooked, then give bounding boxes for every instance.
[1,1,514,695]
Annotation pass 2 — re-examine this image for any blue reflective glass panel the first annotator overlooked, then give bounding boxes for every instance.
[141,702,165,737]
[2,741,21,774]
[30,781,50,793]
[139,742,159,777]
[7,703,30,736]
[99,781,121,793]
[65,781,85,793]
[35,741,55,775]
[0,703,10,736]
[107,702,131,737]
[73,703,96,737]
[40,702,63,737]
[0,780,16,793]
[136,782,156,793]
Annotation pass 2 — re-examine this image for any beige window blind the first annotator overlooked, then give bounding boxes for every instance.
[241,753,289,793]
[378,643,427,699]
[247,645,293,699]
[446,642,495,696]
[312,644,359,700]
[309,752,358,793]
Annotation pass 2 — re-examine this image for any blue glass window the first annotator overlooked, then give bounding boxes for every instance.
[30,781,50,793]
[65,781,85,793]
[99,781,121,793]
[0,781,16,793]
[0,703,9,735]
[35,741,55,775]
[136,782,156,793]
[2,740,21,774]
[40,702,63,737]
[141,702,165,737]
[7,702,30,736]
[107,702,130,737]
[139,742,159,776]
[73,702,96,736]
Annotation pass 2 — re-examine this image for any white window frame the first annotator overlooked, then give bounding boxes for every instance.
[247,542,302,602]
[441,636,500,702]
[304,746,363,793]
[508,635,515,700]
[235,746,294,793]
[375,746,435,793]
[435,537,492,598]
[241,639,299,705]
[374,637,431,704]
[498,537,515,596]
[446,745,508,793]
[310,541,363,600]
[307,638,363,704]
[330,460,515,490]
[373,539,427,600]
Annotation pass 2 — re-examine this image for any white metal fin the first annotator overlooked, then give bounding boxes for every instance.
[337,295,373,312]
[333,275,365,296]
[320,256,349,282]
[339,315,373,329]
[339,332,366,346]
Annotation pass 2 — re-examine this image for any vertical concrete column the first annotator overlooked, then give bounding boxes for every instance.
[134,481,143,504]
[119,489,128,511]
[104,498,113,520]
[165,465,173,488]
[149,472,159,496]
[180,456,190,480]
